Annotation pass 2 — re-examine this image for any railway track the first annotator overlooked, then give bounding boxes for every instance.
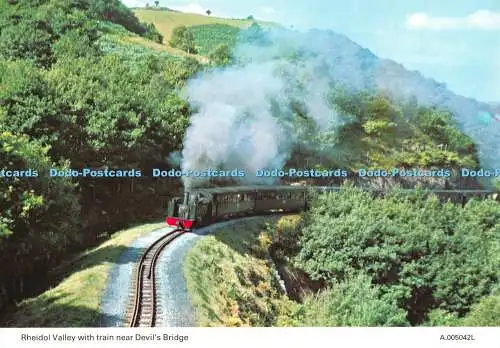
[128,228,184,327]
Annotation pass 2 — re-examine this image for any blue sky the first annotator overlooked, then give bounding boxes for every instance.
[122,0,500,103]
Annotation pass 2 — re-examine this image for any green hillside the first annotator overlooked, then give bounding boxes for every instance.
[132,9,275,58]
[133,8,253,42]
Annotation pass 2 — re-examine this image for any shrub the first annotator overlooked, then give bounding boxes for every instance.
[208,44,232,66]
[462,294,500,326]
[297,274,409,326]
[169,25,196,53]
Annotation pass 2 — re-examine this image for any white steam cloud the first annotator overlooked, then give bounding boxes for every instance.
[179,29,344,188]
[181,63,294,188]
[177,26,499,189]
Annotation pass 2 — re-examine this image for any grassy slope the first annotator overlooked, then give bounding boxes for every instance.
[183,217,298,327]
[3,222,165,327]
[132,9,276,58]
[134,9,252,42]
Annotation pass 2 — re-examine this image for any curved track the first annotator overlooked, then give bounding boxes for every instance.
[128,228,184,327]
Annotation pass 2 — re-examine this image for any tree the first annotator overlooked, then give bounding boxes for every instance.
[240,22,267,45]
[0,0,196,316]
[154,1,159,7]
[0,131,80,310]
[297,275,409,326]
[0,21,54,68]
[206,9,212,16]
[169,25,197,54]
[143,22,163,43]
[247,15,254,20]
[208,44,232,66]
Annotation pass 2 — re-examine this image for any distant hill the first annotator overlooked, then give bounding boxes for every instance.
[296,30,499,168]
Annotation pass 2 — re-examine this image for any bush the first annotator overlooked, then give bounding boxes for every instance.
[297,274,409,326]
[169,25,196,53]
[143,22,163,44]
[462,294,500,326]
[0,21,54,68]
[190,24,239,56]
[208,44,232,66]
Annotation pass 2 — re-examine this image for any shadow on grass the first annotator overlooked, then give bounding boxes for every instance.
[51,223,169,278]
[2,292,123,328]
[49,245,146,287]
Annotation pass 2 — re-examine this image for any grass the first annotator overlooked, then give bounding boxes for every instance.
[133,9,279,58]
[134,9,254,43]
[3,222,166,327]
[183,217,299,326]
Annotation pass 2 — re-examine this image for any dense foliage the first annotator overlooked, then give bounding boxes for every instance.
[208,43,233,66]
[184,219,297,327]
[319,91,479,170]
[0,0,163,66]
[296,274,409,326]
[293,187,500,325]
[0,0,192,310]
[0,132,80,310]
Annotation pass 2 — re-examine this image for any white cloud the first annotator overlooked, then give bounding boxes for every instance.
[260,6,276,15]
[169,3,207,15]
[406,10,500,30]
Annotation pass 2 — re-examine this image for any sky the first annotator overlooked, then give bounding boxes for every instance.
[121,0,500,103]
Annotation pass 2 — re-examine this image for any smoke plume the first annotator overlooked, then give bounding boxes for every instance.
[180,29,343,189]
[178,26,499,189]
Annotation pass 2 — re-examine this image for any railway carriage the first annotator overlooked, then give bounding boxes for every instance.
[166,185,499,230]
[166,185,311,230]
[254,186,308,213]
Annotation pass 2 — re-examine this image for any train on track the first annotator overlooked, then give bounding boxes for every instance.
[166,185,498,230]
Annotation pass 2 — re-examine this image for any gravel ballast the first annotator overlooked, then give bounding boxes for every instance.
[99,226,176,327]
[99,217,273,327]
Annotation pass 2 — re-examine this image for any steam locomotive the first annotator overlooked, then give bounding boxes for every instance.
[166,185,327,230]
[166,185,498,230]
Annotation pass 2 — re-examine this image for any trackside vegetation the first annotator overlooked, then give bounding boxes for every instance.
[0,0,193,313]
[3,223,165,327]
[183,218,297,326]
[184,189,500,326]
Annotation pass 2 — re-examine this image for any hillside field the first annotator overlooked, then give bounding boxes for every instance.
[133,9,277,57]
[134,9,251,42]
